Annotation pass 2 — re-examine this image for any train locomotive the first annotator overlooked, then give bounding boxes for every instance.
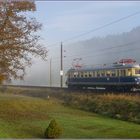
[66,59,140,91]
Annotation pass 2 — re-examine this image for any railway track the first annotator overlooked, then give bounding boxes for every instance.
[3,84,140,95]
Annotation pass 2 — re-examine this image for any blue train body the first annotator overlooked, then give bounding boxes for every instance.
[66,62,140,91]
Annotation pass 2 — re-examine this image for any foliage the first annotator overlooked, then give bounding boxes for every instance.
[0,1,47,83]
[49,92,140,124]
[45,119,62,139]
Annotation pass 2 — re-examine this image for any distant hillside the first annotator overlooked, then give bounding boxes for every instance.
[66,26,140,67]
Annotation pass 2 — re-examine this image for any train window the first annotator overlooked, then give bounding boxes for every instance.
[89,71,92,77]
[77,73,80,77]
[120,69,126,76]
[78,71,81,77]
[74,72,78,78]
[79,72,81,77]
[84,72,88,78]
[85,75,87,78]
[135,69,140,74]
[117,69,120,76]
[97,71,100,77]
[94,71,97,77]
[112,70,116,77]
[127,69,132,76]
[106,70,111,77]
[86,72,88,77]
[87,72,90,77]
[80,72,83,77]
[101,71,105,77]
[89,74,92,77]
[93,71,95,77]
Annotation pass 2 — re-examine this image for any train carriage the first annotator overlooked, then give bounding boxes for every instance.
[66,59,140,91]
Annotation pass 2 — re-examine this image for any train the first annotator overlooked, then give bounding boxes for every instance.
[66,59,140,91]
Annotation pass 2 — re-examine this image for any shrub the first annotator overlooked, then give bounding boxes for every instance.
[45,119,62,139]
[50,91,140,124]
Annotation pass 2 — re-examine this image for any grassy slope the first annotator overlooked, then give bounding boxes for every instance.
[0,90,140,138]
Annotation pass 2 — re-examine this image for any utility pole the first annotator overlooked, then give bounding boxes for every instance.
[49,58,52,87]
[60,42,63,88]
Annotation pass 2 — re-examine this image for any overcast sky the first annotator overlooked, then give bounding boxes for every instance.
[13,1,140,86]
[34,1,140,44]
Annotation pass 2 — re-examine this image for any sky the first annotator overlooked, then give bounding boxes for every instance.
[34,1,140,44]
[13,1,140,86]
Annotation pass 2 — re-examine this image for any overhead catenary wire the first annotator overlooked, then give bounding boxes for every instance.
[82,46,140,68]
[46,10,140,49]
[46,11,140,68]
[50,47,140,69]
[45,10,140,73]
[78,44,140,61]
[50,47,140,64]
[48,39,140,61]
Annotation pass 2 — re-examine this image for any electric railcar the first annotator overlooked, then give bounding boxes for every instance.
[66,59,140,91]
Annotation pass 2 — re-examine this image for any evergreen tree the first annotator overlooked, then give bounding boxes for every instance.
[45,119,62,138]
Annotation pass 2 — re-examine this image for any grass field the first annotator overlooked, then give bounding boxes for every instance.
[0,87,140,138]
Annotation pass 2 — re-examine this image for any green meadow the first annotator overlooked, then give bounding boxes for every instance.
[0,88,140,138]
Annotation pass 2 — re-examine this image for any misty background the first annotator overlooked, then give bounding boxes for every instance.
[12,26,140,87]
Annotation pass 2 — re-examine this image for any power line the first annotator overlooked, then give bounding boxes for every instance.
[65,39,140,60]
[78,45,140,61]
[50,46,140,68]
[48,39,140,61]
[81,47,140,68]
[46,10,140,48]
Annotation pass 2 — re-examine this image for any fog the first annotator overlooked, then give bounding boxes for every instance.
[12,26,140,87]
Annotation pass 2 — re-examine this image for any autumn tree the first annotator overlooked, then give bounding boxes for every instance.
[0,0,47,83]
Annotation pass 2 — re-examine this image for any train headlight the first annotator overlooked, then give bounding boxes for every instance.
[135,78,138,81]
[137,82,140,85]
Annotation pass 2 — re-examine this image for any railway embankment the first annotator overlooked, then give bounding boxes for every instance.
[4,85,140,124]
[56,93,140,124]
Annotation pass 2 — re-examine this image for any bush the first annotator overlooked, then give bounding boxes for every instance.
[51,92,140,124]
[45,119,62,139]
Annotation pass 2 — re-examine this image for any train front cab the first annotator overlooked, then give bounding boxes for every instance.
[131,67,140,88]
[105,67,140,91]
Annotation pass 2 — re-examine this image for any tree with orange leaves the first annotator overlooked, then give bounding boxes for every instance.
[0,0,47,83]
